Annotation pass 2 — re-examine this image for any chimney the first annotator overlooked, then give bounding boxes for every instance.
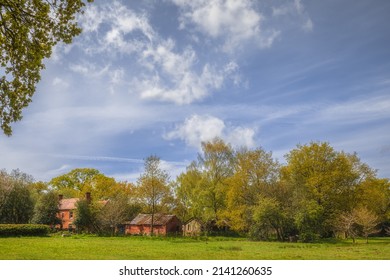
[85,192,91,203]
[58,194,63,201]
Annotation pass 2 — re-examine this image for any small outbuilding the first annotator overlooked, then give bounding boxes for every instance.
[182,218,204,236]
[125,213,182,236]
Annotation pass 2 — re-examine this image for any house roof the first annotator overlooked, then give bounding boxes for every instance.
[128,213,178,226]
[58,198,79,210]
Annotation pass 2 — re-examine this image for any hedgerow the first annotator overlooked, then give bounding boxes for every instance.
[0,224,50,237]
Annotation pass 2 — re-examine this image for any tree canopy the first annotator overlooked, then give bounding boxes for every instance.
[0,169,34,223]
[49,168,126,199]
[0,0,92,135]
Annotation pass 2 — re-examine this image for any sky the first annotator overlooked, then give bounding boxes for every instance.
[1,0,390,182]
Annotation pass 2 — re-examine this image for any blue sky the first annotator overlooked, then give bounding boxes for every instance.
[1,0,390,182]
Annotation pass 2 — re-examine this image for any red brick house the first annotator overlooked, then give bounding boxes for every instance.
[125,213,182,236]
[57,192,108,230]
[57,194,80,230]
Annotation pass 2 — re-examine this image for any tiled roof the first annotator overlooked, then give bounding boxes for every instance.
[58,198,79,210]
[58,197,108,211]
[128,213,177,226]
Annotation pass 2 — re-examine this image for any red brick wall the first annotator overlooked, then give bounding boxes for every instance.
[126,225,167,235]
[165,216,181,233]
[57,210,75,230]
[125,217,182,236]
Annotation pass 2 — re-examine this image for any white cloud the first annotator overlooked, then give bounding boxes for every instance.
[79,5,105,33]
[226,127,256,148]
[272,5,290,17]
[165,115,225,148]
[136,62,231,104]
[73,1,241,104]
[172,0,280,51]
[303,18,314,32]
[164,114,256,149]
[69,61,110,78]
[294,0,304,14]
[134,38,238,104]
[52,77,69,88]
[272,0,313,32]
[79,1,153,55]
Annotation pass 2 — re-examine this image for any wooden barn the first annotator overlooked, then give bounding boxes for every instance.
[125,213,182,236]
[182,218,204,236]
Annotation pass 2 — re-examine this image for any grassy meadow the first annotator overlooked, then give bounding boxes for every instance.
[1,235,390,260]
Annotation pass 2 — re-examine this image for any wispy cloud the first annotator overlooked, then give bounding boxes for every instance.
[315,95,390,125]
[46,154,188,182]
[69,61,110,78]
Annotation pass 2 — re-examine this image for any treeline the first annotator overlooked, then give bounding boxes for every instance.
[173,139,390,242]
[1,139,389,242]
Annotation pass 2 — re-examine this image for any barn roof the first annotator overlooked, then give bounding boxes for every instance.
[128,213,178,226]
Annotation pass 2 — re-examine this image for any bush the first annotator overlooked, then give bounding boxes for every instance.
[298,232,320,243]
[0,224,50,237]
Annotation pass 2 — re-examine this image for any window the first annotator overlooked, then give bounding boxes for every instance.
[70,211,74,219]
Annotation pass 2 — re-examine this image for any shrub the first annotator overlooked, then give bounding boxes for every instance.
[0,224,50,237]
[298,232,320,243]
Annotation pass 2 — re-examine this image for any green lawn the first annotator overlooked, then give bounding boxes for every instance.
[1,235,389,260]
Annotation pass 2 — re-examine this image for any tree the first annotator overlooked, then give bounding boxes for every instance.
[0,169,13,213]
[99,195,141,236]
[333,211,358,243]
[356,178,390,223]
[74,198,101,233]
[224,147,280,232]
[354,207,379,243]
[196,138,234,225]
[136,155,170,236]
[0,0,93,135]
[32,190,61,226]
[173,162,203,223]
[250,196,290,241]
[0,169,34,224]
[282,142,374,239]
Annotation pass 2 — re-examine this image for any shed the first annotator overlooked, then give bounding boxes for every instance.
[182,218,204,236]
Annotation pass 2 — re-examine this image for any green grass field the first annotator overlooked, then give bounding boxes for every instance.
[1,235,389,260]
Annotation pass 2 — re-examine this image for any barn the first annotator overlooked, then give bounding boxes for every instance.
[125,213,182,236]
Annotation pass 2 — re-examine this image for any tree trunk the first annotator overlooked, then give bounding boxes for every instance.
[151,212,154,236]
